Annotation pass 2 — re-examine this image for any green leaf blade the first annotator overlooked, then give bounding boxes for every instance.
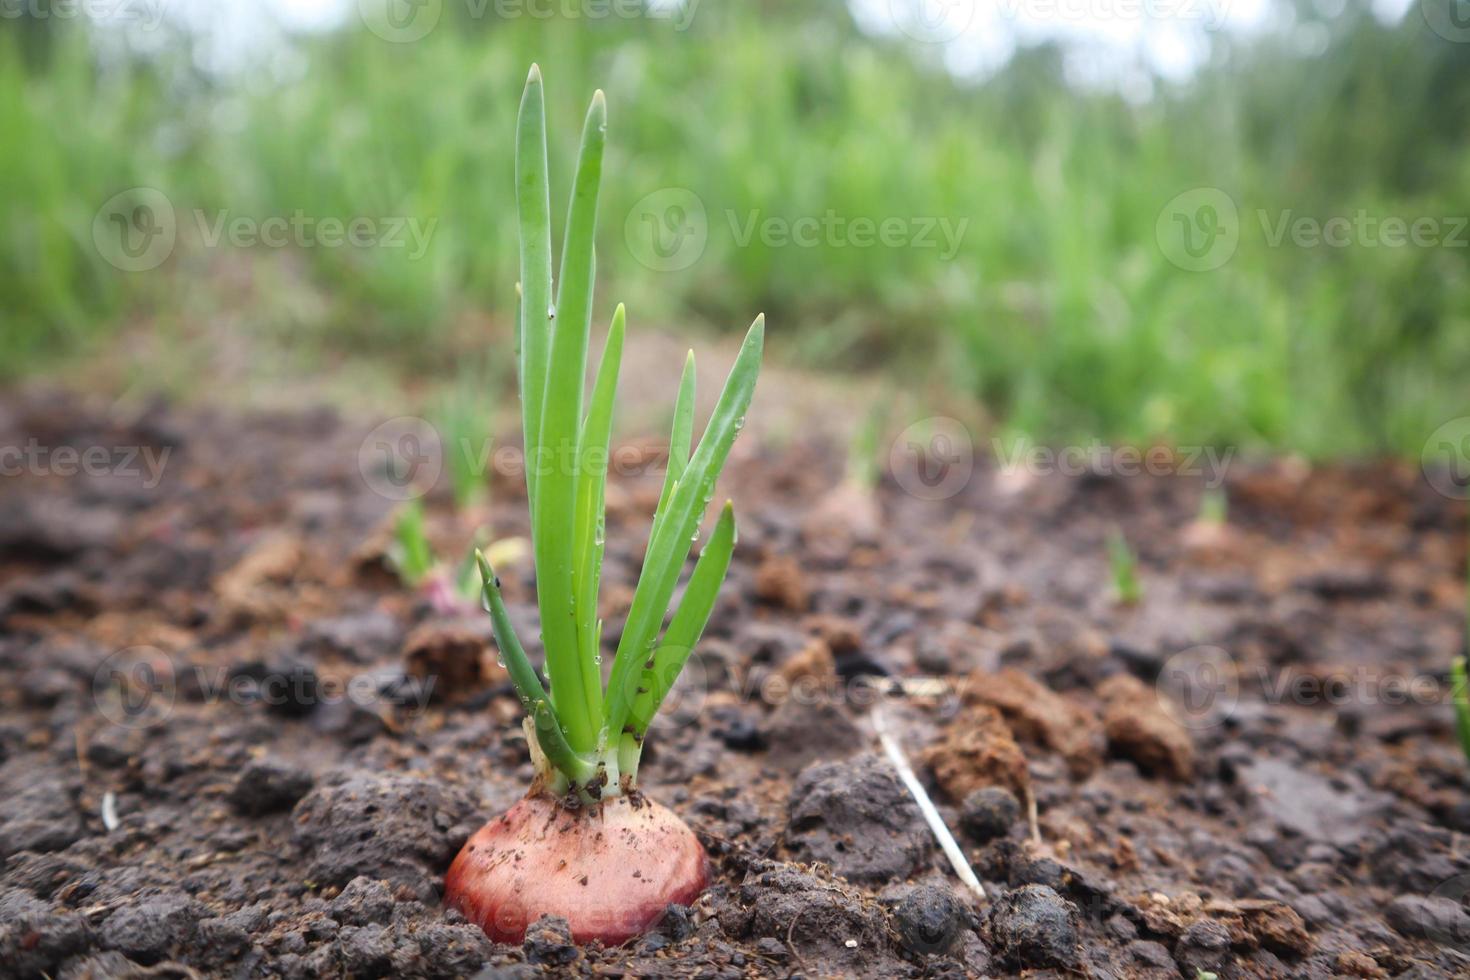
[646,350,696,555]
[628,501,737,735]
[478,553,593,788]
[531,699,594,787]
[476,550,551,711]
[572,304,625,719]
[604,315,764,739]
[552,89,607,416]
[516,64,553,513]
[531,88,608,752]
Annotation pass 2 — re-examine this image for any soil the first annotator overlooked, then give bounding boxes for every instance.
[2,385,1470,978]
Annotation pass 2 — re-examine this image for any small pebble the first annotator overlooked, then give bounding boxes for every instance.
[229,759,314,816]
[523,915,577,967]
[987,884,1080,970]
[893,883,968,955]
[329,877,395,926]
[961,786,1021,842]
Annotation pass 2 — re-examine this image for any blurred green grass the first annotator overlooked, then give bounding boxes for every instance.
[4,2,1468,457]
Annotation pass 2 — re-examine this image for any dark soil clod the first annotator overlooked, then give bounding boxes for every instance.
[229,759,315,817]
[986,884,1082,971]
[961,786,1022,843]
[784,754,931,884]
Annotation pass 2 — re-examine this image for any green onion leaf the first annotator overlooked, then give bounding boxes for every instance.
[627,501,737,735]
[476,550,551,710]
[477,551,594,784]
[646,350,695,556]
[531,699,594,787]
[516,64,553,514]
[604,316,763,739]
[572,304,625,716]
[530,89,607,752]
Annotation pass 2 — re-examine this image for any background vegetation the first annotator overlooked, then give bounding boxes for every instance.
[5,0,1468,456]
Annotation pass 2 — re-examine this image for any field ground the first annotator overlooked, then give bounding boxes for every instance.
[2,357,1469,976]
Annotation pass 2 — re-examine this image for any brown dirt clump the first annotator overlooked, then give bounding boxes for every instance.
[215,533,304,624]
[775,638,835,686]
[961,669,1103,778]
[923,704,1031,802]
[753,554,810,612]
[402,619,504,703]
[1097,674,1195,781]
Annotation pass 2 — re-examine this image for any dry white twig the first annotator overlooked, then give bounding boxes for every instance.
[872,706,985,902]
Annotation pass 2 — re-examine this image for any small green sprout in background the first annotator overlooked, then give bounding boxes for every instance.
[475,66,762,803]
[388,500,484,613]
[389,500,435,587]
[439,349,502,515]
[846,401,889,492]
[1199,487,1228,526]
[441,389,492,515]
[1108,526,1143,606]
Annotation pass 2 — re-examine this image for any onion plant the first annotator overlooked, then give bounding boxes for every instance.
[388,500,482,615]
[1108,526,1142,605]
[445,66,762,946]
